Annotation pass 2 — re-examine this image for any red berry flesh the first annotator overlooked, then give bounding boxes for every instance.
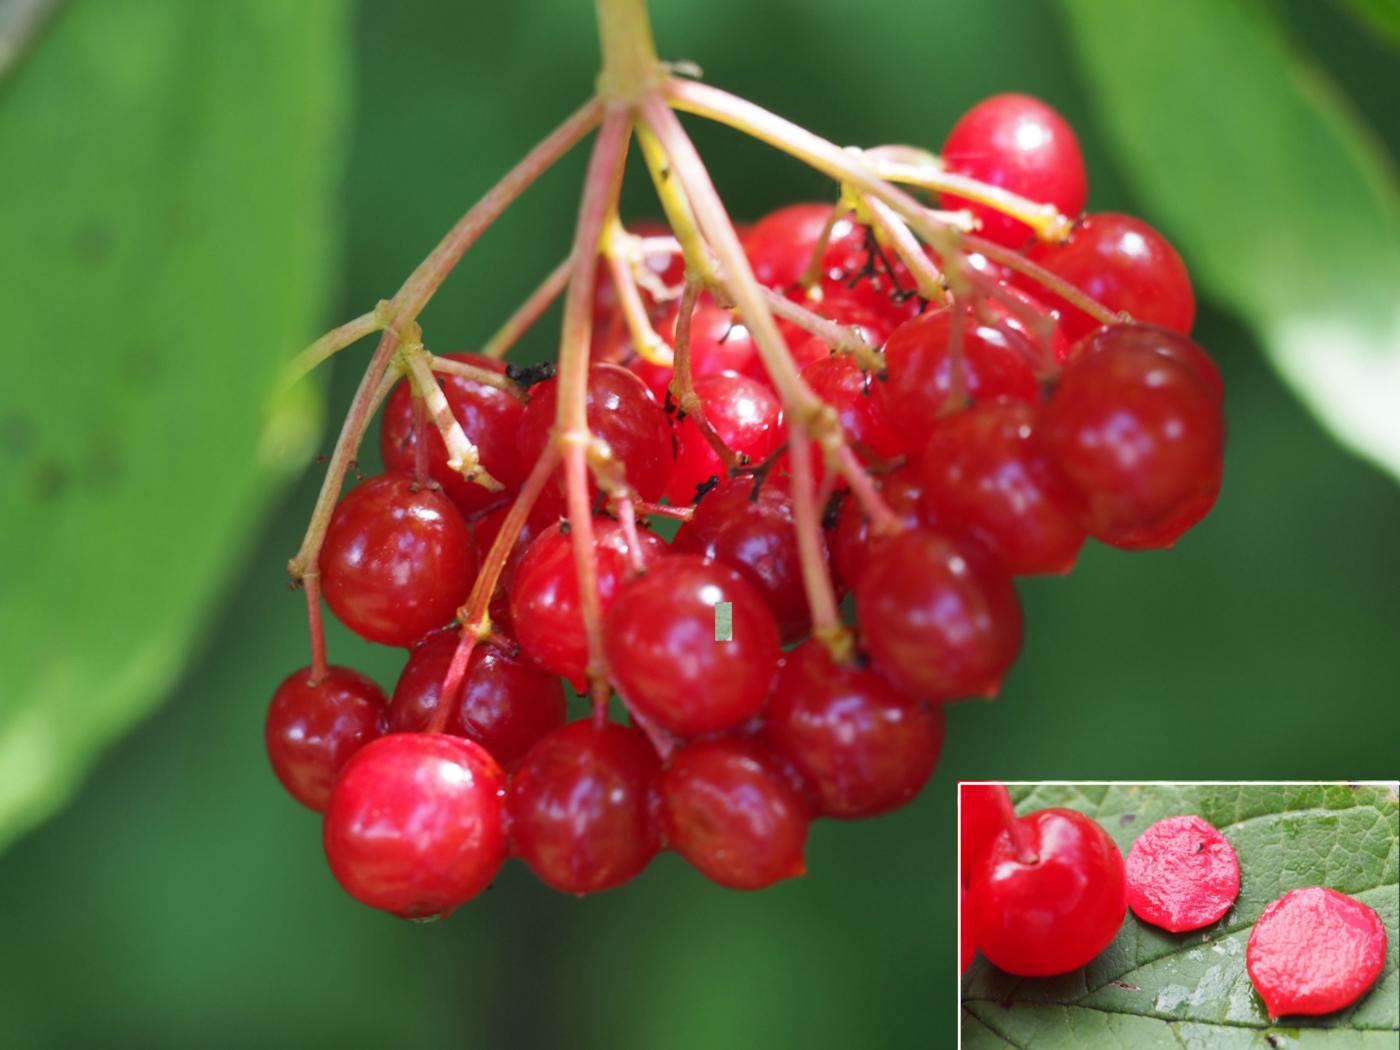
[660,738,810,890]
[319,474,478,648]
[767,640,945,818]
[508,719,662,895]
[855,528,1022,700]
[941,93,1087,248]
[960,782,1015,886]
[606,555,780,736]
[829,464,929,592]
[800,353,904,460]
[969,807,1127,977]
[1125,815,1240,933]
[322,733,507,918]
[265,666,386,812]
[664,371,784,505]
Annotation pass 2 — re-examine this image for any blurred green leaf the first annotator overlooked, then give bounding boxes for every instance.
[1337,0,1400,48]
[963,784,1400,1047]
[1060,0,1400,485]
[0,0,348,852]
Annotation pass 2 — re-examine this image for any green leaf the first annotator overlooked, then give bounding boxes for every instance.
[963,784,1400,1047]
[1337,0,1400,48]
[0,1,348,852]
[1059,0,1400,485]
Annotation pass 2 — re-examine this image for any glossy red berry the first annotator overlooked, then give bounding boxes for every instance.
[469,497,557,635]
[829,464,930,592]
[322,732,507,918]
[664,371,784,505]
[633,298,759,402]
[919,399,1086,575]
[265,666,386,812]
[769,294,901,383]
[969,807,1127,977]
[606,555,780,736]
[960,782,1015,886]
[741,202,835,291]
[660,738,810,890]
[767,640,945,818]
[941,93,1087,248]
[855,528,1022,700]
[1125,815,1240,933]
[319,473,478,648]
[508,719,662,894]
[816,222,927,328]
[961,886,978,972]
[800,354,904,460]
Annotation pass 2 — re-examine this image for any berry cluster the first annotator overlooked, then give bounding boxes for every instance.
[273,91,1226,920]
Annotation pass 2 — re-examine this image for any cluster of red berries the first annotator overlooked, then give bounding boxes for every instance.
[267,93,1226,920]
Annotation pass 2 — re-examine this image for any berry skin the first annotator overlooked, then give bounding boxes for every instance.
[969,807,1127,977]
[767,639,945,818]
[265,666,387,812]
[829,464,930,592]
[960,782,1015,886]
[319,474,478,648]
[633,298,759,402]
[606,555,781,736]
[1041,324,1224,547]
[919,398,1087,575]
[387,629,566,769]
[510,518,667,691]
[800,354,904,461]
[508,720,662,895]
[379,353,527,516]
[961,885,978,972]
[941,93,1087,248]
[855,528,1022,700]
[1246,887,1387,1018]
[1125,815,1239,933]
[660,738,810,890]
[741,202,836,291]
[1022,213,1195,342]
[664,371,784,505]
[322,733,507,919]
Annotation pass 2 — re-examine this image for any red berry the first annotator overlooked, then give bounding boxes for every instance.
[741,203,835,291]
[1247,887,1387,1018]
[755,294,896,386]
[816,222,927,328]
[961,885,978,972]
[828,464,930,592]
[508,719,662,894]
[801,354,904,460]
[636,298,759,401]
[322,733,507,918]
[660,738,810,890]
[319,474,478,648]
[767,640,945,818]
[959,782,1015,886]
[941,93,1087,248]
[265,666,386,812]
[969,807,1127,977]
[664,371,784,505]
[469,497,557,635]
[606,555,780,736]
[855,528,1022,700]
[1125,815,1240,933]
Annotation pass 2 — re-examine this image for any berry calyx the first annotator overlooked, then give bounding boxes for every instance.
[1125,815,1240,933]
[265,666,387,812]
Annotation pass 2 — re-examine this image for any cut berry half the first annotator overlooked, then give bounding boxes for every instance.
[959,782,1015,886]
[265,666,387,812]
[1125,815,1240,932]
[1247,887,1386,1018]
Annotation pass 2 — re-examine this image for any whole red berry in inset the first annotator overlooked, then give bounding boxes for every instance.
[510,518,667,690]
[1041,324,1224,547]
[508,720,661,894]
[387,629,566,769]
[1247,887,1387,1018]
[319,474,478,648]
[767,640,945,818]
[265,666,386,812]
[379,353,527,516]
[322,733,506,918]
[801,354,904,461]
[664,371,784,505]
[606,555,780,735]
[941,94,1087,247]
[960,782,1014,886]
[1022,213,1195,342]
[1125,815,1240,932]
[961,886,978,972]
[855,528,1022,700]
[969,807,1127,977]
[829,464,930,592]
[660,738,810,890]
[920,399,1086,575]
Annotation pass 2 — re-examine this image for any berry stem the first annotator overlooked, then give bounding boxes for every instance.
[991,787,1038,865]
[427,354,524,396]
[668,277,743,470]
[427,632,478,736]
[960,233,1119,328]
[796,202,848,291]
[626,499,693,521]
[860,194,947,304]
[594,0,662,103]
[833,444,901,536]
[634,121,725,294]
[756,285,883,371]
[867,155,1072,242]
[480,255,573,360]
[410,391,430,486]
[786,421,851,661]
[302,571,329,684]
[604,218,672,365]
[401,342,504,491]
[280,304,387,388]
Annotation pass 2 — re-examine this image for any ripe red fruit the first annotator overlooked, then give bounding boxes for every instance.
[800,354,904,461]
[741,202,835,291]
[1247,887,1387,1018]
[855,528,1023,700]
[319,473,478,647]
[660,738,810,890]
[379,353,527,516]
[960,782,1015,886]
[1023,213,1195,342]
[828,464,930,592]
[664,371,784,505]
[387,629,566,769]
[768,294,900,382]
[508,720,662,894]
[941,94,1088,248]
[606,555,780,735]
[969,807,1127,977]
[961,886,978,972]
[919,398,1086,575]
[1125,815,1240,932]
[322,733,507,918]
[468,496,557,635]
[1041,325,1224,547]
[265,666,386,812]
[510,517,667,690]
[767,640,945,818]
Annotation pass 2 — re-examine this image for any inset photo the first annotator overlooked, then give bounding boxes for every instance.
[959,782,1399,1048]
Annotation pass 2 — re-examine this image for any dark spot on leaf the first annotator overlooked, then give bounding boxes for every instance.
[1109,981,1141,991]
[31,459,68,501]
[73,223,113,267]
[1,413,35,457]
[1119,813,1137,825]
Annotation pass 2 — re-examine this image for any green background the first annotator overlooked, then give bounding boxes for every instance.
[1,0,1398,1046]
